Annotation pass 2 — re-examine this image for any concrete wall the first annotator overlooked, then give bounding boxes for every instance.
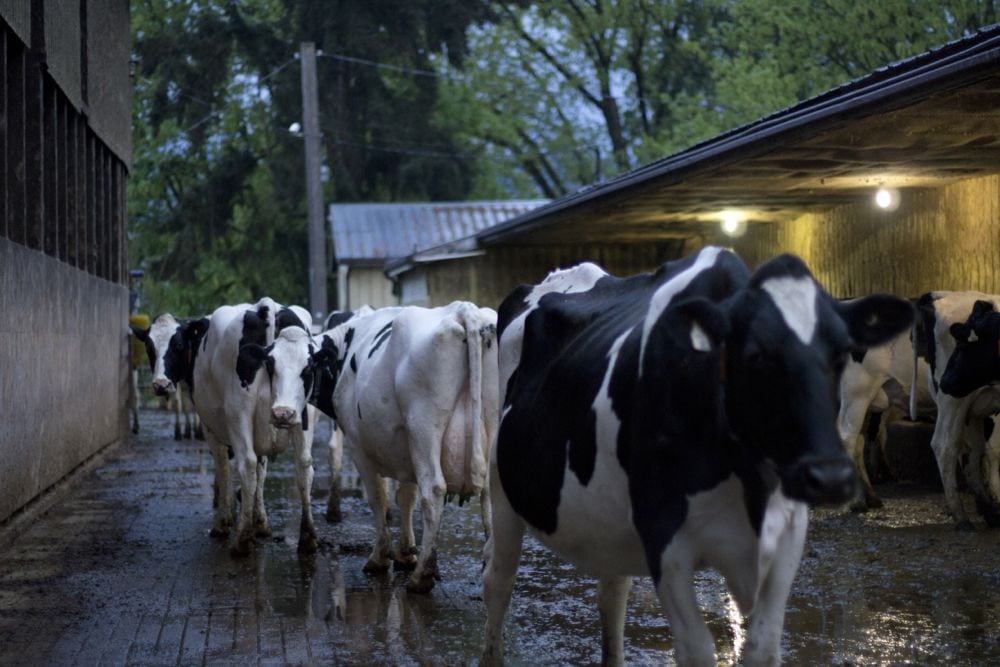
[731,174,1000,297]
[0,238,129,524]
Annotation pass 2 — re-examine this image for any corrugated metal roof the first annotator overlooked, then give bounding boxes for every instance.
[329,200,548,264]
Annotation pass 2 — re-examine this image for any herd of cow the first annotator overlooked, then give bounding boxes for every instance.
[127,245,1000,666]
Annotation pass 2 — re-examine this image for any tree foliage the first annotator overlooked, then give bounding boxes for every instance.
[129,0,998,314]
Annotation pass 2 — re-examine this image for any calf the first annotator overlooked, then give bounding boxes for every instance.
[918,293,1000,528]
[837,326,934,510]
[481,247,914,666]
[242,302,499,592]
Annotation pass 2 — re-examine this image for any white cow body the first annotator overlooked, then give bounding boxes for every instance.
[917,290,1000,527]
[322,302,499,591]
[837,330,934,509]
[190,299,319,554]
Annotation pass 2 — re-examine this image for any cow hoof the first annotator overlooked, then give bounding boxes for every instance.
[298,536,319,554]
[849,500,869,513]
[210,525,231,539]
[131,423,139,435]
[362,559,390,575]
[174,429,182,440]
[230,540,253,558]
[254,523,273,538]
[405,574,436,594]
[954,519,976,532]
[325,506,343,523]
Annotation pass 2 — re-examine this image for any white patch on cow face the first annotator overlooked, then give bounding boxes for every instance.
[690,323,712,352]
[269,327,314,425]
[761,276,818,345]
[640,246,724,371]
[148,314,181,391]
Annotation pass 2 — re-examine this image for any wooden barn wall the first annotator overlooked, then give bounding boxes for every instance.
[425,241,693,309]
[731,175,1000,298]
[345,266,397,310]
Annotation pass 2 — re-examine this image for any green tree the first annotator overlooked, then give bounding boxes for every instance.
[129,0,504,315]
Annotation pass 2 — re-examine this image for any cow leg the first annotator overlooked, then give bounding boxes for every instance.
[355,451,392,573]
[293,424,318,553]
[479,483,492,543]
[205,429,234,538]
[128,368,140,434]
[655,559,715,666]
[742,504,808,667]
[929,395,973,529]
[984,417,1000,525]
[326,424,343,523]
[406,458,448,594]
[393,482,419,570]
[172,395,183,440]
[596,575,633,667]
[963,418,1000,527]
[837,378,884,511]
[253,457,272,538]
[481,470,526,667]
[231,437,259,556]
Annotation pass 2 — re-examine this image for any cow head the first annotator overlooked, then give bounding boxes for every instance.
[132,314,208,396]
[236,326,319,429]
[940,300,1000,398]
[723,255,914,506]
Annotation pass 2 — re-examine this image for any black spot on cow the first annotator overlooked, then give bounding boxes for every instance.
[276,307,307,334]
[161,317,210,395]
[368,323,392,358]
[311,335,340,419]
[350,354,357,373]
[324,310,357,330]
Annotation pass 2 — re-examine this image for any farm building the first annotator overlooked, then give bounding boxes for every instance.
[1,2,131,537]
[329,200,547,309]
[388,26,1000,312]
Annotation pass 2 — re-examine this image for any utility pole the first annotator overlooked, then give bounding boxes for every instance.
[300,41,328,321]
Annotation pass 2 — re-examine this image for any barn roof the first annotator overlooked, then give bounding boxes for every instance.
[329,200,548,266]
[477,25,1000,246]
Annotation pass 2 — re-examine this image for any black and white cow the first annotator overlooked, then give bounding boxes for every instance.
[319,305,373,523]
[130,313,203,439]
[242,301,499,592]
[837,325,934,510]
[151,299,319,554]
[481,247,915,666]
[193,298,318,556]
[915,291,1000,528]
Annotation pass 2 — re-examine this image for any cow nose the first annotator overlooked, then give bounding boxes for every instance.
[151,379,174,396]
[271,406,297,428]
[796,458,858,507]
[780,456,858,507]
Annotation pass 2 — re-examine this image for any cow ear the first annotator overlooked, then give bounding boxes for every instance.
[969,300,997,328]
[950,321,973,345]
[183,317,210,345]
[672,298,729,351]
[236,344,270,389]
[835,294,915,348]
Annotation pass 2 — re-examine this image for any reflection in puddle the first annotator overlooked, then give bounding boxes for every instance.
[240,428,1000,665]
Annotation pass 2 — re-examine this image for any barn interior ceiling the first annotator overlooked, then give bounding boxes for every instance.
[478,29,1000,248]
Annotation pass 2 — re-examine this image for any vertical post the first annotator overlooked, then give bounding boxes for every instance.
[300,42,327,321]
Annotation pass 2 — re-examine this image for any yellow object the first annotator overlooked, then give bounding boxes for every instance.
[129,313,151,367]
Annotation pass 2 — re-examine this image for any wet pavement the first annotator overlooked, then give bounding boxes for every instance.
[2,408,1000,665]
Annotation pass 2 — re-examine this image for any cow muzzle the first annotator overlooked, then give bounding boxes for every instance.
[151,379,175,397]
[270,406,298,429]
[781,457,858,507]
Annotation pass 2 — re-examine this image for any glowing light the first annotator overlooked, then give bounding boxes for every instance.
[874,187,900,211]
[720,211,747,238]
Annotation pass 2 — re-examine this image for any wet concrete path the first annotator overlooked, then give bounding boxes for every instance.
[2,408,1000,665]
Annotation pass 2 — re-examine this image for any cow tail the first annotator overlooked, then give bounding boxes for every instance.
[464,304,488,495]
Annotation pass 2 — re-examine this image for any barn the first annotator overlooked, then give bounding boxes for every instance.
[0,3,131,539]
[388,27,1000,310]
[329,200,546,309]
